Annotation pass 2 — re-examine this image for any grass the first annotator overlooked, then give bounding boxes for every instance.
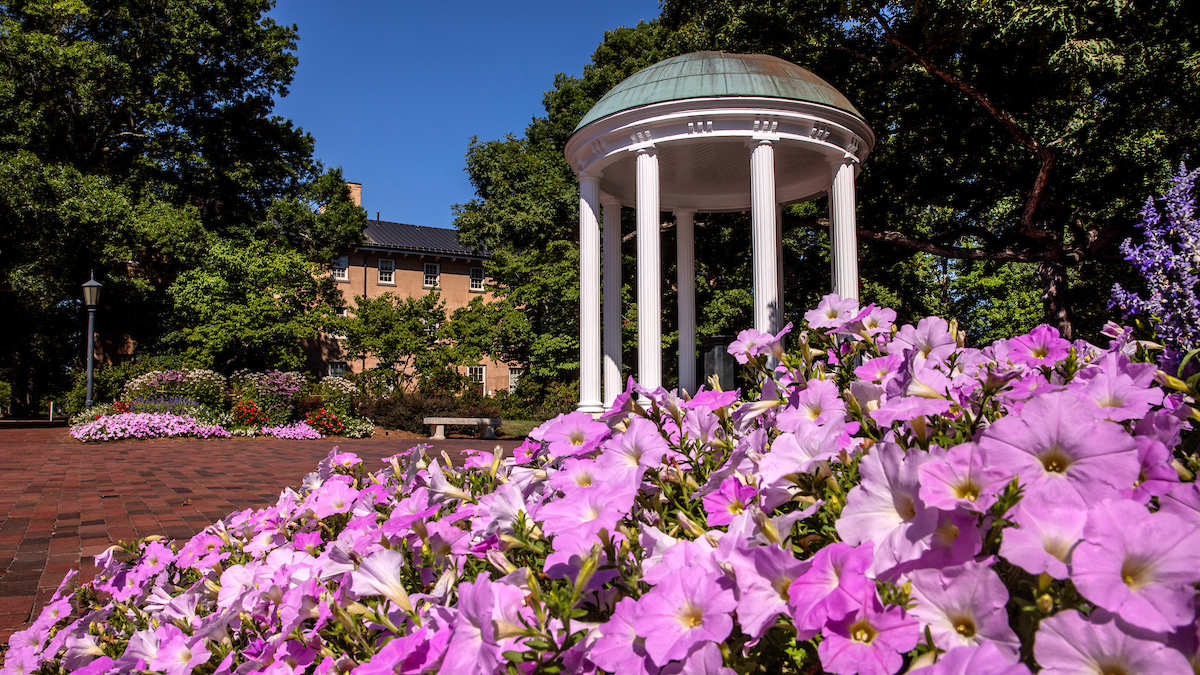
[497,419,541,439]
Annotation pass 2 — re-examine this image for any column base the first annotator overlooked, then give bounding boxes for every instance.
[576,400,605,416]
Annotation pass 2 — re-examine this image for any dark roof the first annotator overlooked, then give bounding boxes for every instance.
[362,220,487,258]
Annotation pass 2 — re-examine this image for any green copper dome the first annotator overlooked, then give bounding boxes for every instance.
[574,51,865,131]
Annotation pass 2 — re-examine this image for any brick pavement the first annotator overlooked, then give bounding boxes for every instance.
[0,428,520,642]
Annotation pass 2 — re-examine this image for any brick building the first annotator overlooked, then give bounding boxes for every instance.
[307,184,522,395]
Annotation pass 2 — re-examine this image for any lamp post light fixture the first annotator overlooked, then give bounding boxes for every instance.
[82,274,102,409]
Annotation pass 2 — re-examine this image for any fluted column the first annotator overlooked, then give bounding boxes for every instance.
[602,196,623,408]
[675,209,696,395]
[750,140,780,334]
[829,157,860,300]
[776,203,785,324]
[636,148,662,393]
[577,174,603,414]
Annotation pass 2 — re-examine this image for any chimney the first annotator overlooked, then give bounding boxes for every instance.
[377,211,380,221]
[346,182,362,207]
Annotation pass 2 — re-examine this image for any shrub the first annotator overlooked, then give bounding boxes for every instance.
[122,369,226,409]
[305,408,343,436]
[62,354,187,417]
[229,370,306,424]
[232,400,269,427]
[316,376,358,417]
[341,416,375,439]
[370,392,457,434]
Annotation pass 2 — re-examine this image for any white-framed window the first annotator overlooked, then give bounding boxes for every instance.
[470,266,485,292]
[423,262,440,288]
[508,367,524,394]
[469,365,485,385]
[378,258,395,285]
[329,362,347,378]
[330,307,348,341]
[331,256,349,281]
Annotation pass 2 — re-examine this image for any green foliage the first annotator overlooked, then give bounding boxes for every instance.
[165,240,340,371]
[0,0,365,412]
[338,291,449,393]
[62,354,188,417]
[660,0,1200,340]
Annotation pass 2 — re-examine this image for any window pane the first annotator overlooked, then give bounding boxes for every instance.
[508,367,523,393]
[379,258,394,283]
[424,263,439,287]
[470,267,484,291]
[329,362,347,377]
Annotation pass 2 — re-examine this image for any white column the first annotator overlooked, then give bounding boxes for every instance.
[636,148,662,393]
[675,209,696,395]
[776,203,785,324]
[602,196,623,407]
[750,140,780,334]
[830,157,860,300]
[577,174,603,413]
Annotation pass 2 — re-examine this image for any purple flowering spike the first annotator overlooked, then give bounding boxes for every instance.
[787,542,874,639]
[632,571,736,667]
[918,442,1014,514]
[909,642,1031,675]
[441,574,500,675]
[1071,499,1200,632]
[999,492,1085,579]
[1035,609,1192,675]
[837,443,938,575]
[590,597,658,675]
[906,560,1020,657]
[817,590,919,675]
[978,391,1140,507]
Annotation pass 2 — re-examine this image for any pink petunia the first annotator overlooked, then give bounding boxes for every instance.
[633,570,736,667]
[905,560,1020,657]
[542,411,610,458]
[723,542,809,639]
[805,293,859,330]
[777,378,846,430]
[918,442,1014,514]
[888,316,957,364]
[978,391,1140,507]
[589,597,657,675]
[999,491,1085,579]
[817,590,919,675]
[836,443,938,575]
[1071,498,1200,632]
[702,476,757,527]
[1035,609,1191,675]
[908,642,1031,675]
[440,574,501,675]
[787,542,874,640]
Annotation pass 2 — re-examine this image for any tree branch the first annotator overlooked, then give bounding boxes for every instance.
[865,7,1056,236]
[856,228,1054,262]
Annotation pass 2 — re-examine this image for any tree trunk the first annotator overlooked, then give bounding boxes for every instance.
[1038,260,1072,339]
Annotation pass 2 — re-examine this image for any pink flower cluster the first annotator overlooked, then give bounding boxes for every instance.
[69,412,231,442]
[260,421,323,440]
[13,294,1200,675]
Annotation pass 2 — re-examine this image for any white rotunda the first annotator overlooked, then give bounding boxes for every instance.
[565,51,874,413]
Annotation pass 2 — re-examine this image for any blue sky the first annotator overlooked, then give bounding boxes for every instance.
[268,1,662,229]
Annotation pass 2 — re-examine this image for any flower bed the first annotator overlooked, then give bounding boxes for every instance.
[260,421,324,440]
[21,295,1200,674]
[68,412,231,442]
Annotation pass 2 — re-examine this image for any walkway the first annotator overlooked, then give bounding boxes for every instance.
[0,428,521,642]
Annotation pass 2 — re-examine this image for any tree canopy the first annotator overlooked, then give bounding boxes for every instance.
[456,0,1200,392]
[0,0,364,410]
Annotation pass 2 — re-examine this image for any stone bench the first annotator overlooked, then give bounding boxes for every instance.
[423,417,502,440]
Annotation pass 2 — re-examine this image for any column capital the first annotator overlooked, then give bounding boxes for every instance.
[673,208,697,217]
[635,146,657,157]
[600,192,621,207]
[579,171,602,183]
[745,138,775,150]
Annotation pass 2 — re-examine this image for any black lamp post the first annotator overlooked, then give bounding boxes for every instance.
[82,274,102,409]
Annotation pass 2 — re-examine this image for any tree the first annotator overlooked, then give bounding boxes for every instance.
[164,240,339,371]
[661,0,1200,338]
[0,0,363,409]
